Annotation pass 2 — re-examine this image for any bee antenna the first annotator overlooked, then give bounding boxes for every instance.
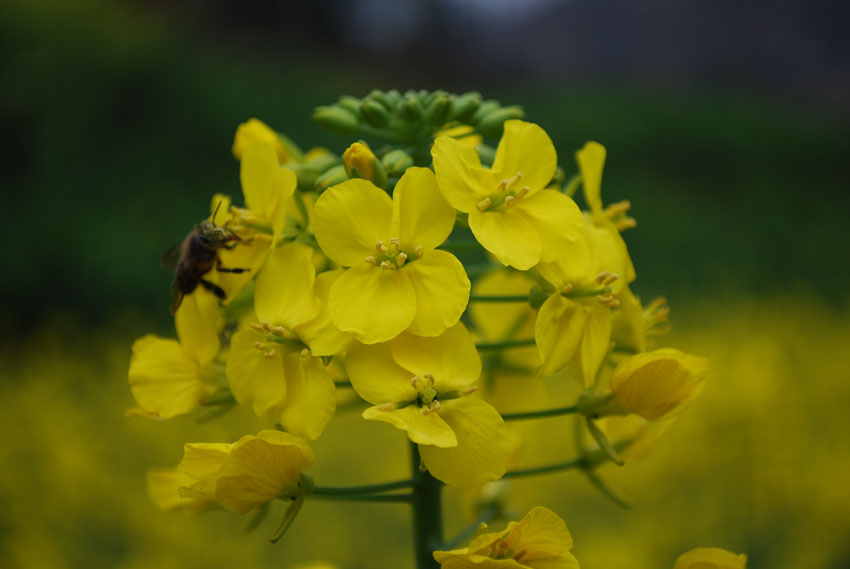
[211,200,223,222]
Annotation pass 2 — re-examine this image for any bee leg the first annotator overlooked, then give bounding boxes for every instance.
[199,278,226,300]
[216,258,250,274]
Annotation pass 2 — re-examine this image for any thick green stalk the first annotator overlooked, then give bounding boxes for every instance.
[410,442,442,569]
[500,405,579,421]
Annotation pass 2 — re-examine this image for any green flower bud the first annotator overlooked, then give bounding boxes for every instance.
[284,162,321,192]
[361,99,391,128]
[476,105,525,138]
[470,99,501,124]
[336,96,362,117]
[366,89,395,110]
[304,151,340,173]
[313,106,359,135]
[476,144,496,167]
[451,91,482,121]
[384,89,402,107]
[314,164,349,193]
[382,149,414,177]
[424,94,454,127]
[398,94,423,122]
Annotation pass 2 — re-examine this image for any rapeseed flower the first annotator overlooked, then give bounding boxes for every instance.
[433,506,579,568]
[232,118,298,163]
[432,120,583,270]
[313,167,469,344]
[346,323,509,487]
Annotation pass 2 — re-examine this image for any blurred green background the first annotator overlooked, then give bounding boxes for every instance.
[1,0,849,568]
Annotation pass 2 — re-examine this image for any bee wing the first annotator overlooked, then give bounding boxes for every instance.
[169,281,184,315]
[161,240,184,270]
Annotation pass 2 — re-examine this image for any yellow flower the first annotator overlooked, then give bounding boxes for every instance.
[576,141,636,233]
[674,548,747,569]
[607,349,709,420]
[146,468,216,513]
[432,120,583,270]
[433,506,579,568]
[342,141,387,187]
[128,289,222,419]
[313,167,470,344]
[534,218,633,383]
[226,242,350,440]
[233,141,298,242]
[173,430,314,515]
[436,124,483,148]
[232,118,298,164]
[346,323,509,487]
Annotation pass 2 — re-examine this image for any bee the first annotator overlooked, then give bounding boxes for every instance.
[162,205,249,314]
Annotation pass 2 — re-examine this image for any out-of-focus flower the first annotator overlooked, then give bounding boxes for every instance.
[433,506,579,568]
[233,118,300,164]
[227,242,350,440]
[313,167,469,344]
[674,548,747,569]
[346,323,509,487]
[432,120,583,270]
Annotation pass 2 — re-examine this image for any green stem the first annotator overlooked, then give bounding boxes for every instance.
[310,493,412,504]
[500,405,579,421]
[564,287,610,299]
[468,294,529,303]
[475,338,536,350]
[312,479,415,496]
[502,456,587,479]
[411,442,442,569]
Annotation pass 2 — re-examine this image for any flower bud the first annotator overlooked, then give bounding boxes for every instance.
[314,164,349,193]
[469,99,501,124]
[313,106,359,135]
[398,93,423,122]
[424,94,453,127]
[366,89,395,110]
[608,349,708,421]
[452,91,482,120]
[476,144,496,166]
[232,118,301,163]
[476,106,525,138]
[382,149,414,177]
[336,96,362,117]
[343,141,387,188]
[361,99,391,128]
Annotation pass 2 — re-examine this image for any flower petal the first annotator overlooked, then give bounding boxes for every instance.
[404,249,470,337]
[128,335,204,419]
[432,136,496,213]
[535,235,593,290]
[390,167,456,252]
[576,141,606,217]
[503,506,576,563]
[515,190,583,263]
[255,242,320,329]
[313,178,393,266]
[391,323,481,392]
[226,329,287,417]
[468,209,541,270]
[294,269,353,356]
[175,289,222,366]
[674,548,747,569]
[491,120,557,191]
[345,341,419,405]
[215,430,314,514]
[363,404,457,448]
[535,295,588,377]
[572,304,612,387]
[240,141,280,214]
[329,264,416,344]
[147,468,215,513]
[419,396,509,487]
[277,354,337,441]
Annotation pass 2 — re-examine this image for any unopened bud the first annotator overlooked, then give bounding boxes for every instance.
[424,94,453,127]
[470,100,501,124]
[476,144,496,166]
[314,164,349,193]
[344,141,388,189]
[336,96,362,117]
[361,99,391,128]
[476,106,525,138]
[451,91,482,120]
[398,94,423,122]
[366,89,395,110]
[382,149,414,177]
[313,106,359,135]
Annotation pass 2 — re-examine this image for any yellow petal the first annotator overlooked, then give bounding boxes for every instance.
[585,220,636,287]
[491,120,557,192]
[178,442,232,483]
[329,264,416,344]
[240,141,280,214]
[363,404,457,448]
[432,136,496,213]
[419,397,509,487]
[206,235,271,304]
[128,335,204,419]
[515,190,583,263]
[391,323,481,392]
[345,341,419,405]
[215,430,314,514]
[268,168,298,240]
[674,547,747,569]
[226,329,287,417]
[175,288,222,366]
[404,250,470,337]
[610,349,709,420]
[147,468,216,513]
[294,269,353,356]
[502,506,576,564]
[232,118,290,163]
[468,209,541,270]
[535,233,593,290]
[572,305,612,387]
[469,269,535,340]
[210,193,232,225]
[391,167,456,252]
[255,242,320,329]
[535,295,588,377]
[576,141,606,216]
[313,178,393,267]
[277,354,337,441]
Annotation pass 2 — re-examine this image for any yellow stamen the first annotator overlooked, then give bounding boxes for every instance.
[397,251,408,267]
[250,322,265,332]
[476,198,492,212]
[270,325,286,335]
[503,195,515,207]
[514,186,530,200]
[415,245,424,257]
[460,385,479,396]
[498,171,522,191]
[423,373,435,386]
[380,260,392,270]
[300,348,311,359]
[389,237,400,251]
[254,341,266,351]
[375,240,388,253]
[365,255,376,265]
[376,402,396,412]
[604,199,631,216]
[595,271,611,284]
[263,350,276,359]
[410,376,422,389]
[561,283,574,294]
[615,217,637,231]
